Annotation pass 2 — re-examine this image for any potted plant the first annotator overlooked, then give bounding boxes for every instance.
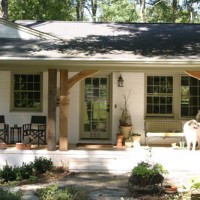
[125,137,133,148]
[131,132,141,147]
[128,161,168,193]
[131,132,141,142]
[116,133,124,147]
[119,91,132,139]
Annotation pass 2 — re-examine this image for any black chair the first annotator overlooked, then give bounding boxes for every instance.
[22,116,46,146]
[0,115,9,143]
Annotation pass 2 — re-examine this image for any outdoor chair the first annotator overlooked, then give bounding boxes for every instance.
[22,115,47,146]
[0,115,9,143]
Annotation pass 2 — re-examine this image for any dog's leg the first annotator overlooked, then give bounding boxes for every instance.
[186,138,190,150]
[191,138,196,151]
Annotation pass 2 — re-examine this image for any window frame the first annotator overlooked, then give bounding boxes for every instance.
[11,72,43,112]
[180,75,200,118]
[145,73,200,120]
[145,74,174,118]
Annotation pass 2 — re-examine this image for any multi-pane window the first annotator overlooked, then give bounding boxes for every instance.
[146,76,173,116]
[12,74,42,111]
[181,76,200,117]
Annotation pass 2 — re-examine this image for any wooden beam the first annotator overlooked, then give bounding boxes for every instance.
[68,70,99,90]
[185,71,200,80]
[47,69,57,151]
[59,69,69,151]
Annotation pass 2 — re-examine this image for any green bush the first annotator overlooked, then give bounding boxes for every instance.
[36,185,88,200]
[15,162,33,181]
[0,165,17,182]
[32,156,53,174]
[0,188,21,200]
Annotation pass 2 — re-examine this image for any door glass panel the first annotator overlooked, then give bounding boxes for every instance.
[81,77,110,139]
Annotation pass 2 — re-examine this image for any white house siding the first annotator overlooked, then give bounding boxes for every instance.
[1,71,184,146]
[112,72,145,144]
[1,72,47,143]
[0,72,10,117]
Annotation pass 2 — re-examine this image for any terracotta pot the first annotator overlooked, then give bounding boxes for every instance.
[16,143,31,150]
[116,134,124,147]
[0,143,6,149]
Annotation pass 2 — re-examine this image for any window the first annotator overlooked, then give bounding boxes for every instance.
[146,76,173,116]
[181,76,200,118]
[12,73,42,111]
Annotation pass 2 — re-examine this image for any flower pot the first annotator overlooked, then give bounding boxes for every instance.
[125,141,133,148]
[0,143,6,149]
[16,143,31,150]
[120,125,132,139]
[116,134,124,147]
[132,135,141,147]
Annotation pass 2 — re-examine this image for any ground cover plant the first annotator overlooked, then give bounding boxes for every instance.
[0,188,21,200]
[36,184,88,200]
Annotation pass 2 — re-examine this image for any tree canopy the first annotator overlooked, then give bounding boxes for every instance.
[2,0,200,23]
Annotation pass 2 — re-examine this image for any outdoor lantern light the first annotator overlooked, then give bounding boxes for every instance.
[118,74,124,87]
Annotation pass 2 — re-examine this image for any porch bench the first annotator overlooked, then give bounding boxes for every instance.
[145,120,184,145]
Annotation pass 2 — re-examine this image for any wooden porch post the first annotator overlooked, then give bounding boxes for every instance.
[48,69,57,151]
[59,69,69,151]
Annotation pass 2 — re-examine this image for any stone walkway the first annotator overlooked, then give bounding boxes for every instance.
[2,171,200,199]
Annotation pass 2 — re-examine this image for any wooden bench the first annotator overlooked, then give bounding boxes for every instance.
[145,120,185,145]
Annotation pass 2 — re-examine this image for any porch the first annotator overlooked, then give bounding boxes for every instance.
[0,144,200,176]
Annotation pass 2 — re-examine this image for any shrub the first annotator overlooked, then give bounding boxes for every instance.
[36,184,88,200]
[32,156,53,174]
[131,161,168,178]
[15,162,33,181]
[0,164,16,182]
[0,188,21,200]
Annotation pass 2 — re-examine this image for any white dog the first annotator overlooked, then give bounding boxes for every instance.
[183,119,200,151]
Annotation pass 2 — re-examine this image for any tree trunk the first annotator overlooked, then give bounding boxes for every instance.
[76,0,86,21]
[1,0,8,19]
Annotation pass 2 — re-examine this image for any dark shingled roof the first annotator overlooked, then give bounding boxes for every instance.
[1,22,200,60]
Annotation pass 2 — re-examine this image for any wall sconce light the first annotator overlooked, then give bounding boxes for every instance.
[118,74,124,87]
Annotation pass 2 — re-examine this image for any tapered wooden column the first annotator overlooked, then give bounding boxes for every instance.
[48,69,57,151]
[59,69,69,151]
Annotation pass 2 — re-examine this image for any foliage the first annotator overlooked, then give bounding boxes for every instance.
[28,175,38,183]
[0,164,17,182]
[15,162,33,181]
[100,0,138,22]
[36,184,88,200]
[119,90,132,126]
[125,136,132,142]
[0,188,21,200]
[8,0,76,20]
[131,132,140,136]
[32,156,53,174]
[132,161,168,178]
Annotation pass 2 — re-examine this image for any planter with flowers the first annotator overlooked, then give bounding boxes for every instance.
[128,161,168,194]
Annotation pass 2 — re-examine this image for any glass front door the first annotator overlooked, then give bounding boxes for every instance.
[81,76,110,139]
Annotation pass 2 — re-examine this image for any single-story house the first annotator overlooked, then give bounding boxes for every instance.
[1,19,200,150]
